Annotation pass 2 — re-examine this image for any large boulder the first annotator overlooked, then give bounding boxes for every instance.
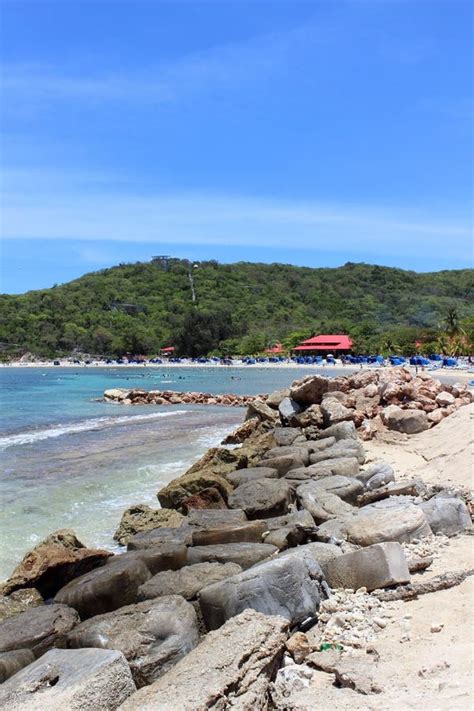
[0,648,136,710]
[228,479,293,519]
[290,375,331,405]
[54,555,152,619]
[157,471,233,511]
[267,388,291,408]
[382,405,430,434]
[291,404,324,428]
[108,546,188,575]
[67,596,199,687]
[309,439,365,465]
[346,500,432,546]
[0,603,79,658]
[303,457,360,479]
[306,475,364,503]
[191,521,266,546]
[256,454,306,476]
[119,609,288,711]
[273,427,304,446]
[278,397,302,423]
[279,541,343,568]
[320,397,353,426]
[263,445,310,465]
[227,466,278,486]
[245,399,279,423]
[185,508,247,527]
[296,481,355,523]
[199,554,322,630]
[419,494,472,536]
[114,505,184,546]
[1,529,112,598]
[137,562,242,602]
[127,527,192,550]
[187,542,278,570]
[0,649,35,683]
[316,421,357,441]
[0,588,43,624]
[357,462,395,490]
[322,542,410,592]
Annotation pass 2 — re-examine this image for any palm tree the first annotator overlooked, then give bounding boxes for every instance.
[380,336,400,355]
[442,307,464,337]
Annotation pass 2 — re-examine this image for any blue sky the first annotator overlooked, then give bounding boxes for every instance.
[0,0,472,293]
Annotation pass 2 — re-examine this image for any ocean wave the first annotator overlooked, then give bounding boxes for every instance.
[0,411,189,450]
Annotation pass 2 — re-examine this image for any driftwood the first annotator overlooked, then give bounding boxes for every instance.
[373,569,474,602]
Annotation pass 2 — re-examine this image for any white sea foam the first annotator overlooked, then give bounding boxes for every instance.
[0,411,189,450]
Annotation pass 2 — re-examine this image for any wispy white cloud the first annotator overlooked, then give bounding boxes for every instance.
[0,24,304,107]
[1,168,472,263]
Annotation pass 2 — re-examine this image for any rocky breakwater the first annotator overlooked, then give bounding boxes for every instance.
[104,387,257,407]
[0,368,472,709]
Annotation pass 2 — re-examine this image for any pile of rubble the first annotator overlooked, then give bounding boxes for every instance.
[104,387,256,407]
[0,369,472,709]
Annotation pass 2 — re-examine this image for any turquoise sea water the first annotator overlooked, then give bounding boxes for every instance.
[0,365,340,580]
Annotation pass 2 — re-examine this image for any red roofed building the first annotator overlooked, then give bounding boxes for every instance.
[293,334,352,356]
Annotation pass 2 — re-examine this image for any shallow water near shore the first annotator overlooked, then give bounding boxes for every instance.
[1,365,345,580]
[0,364,464,581]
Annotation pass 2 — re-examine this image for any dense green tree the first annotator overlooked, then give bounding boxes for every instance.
[0,259,472,358]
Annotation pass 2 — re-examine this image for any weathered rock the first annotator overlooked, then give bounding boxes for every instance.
[157,471,233,511]
[273,427,304,446]
[296,481,355,523]
[228,479,293,519]
[286,632,311,664]
[291,404,324,428]
[0,603,79,658]
[356,479,423,506]
[307,436,337,452]
[263,510,315,550]
[187,542,277,570]
[181,487,228,513]
[436,391,456,407]
[222,417,259,444]
[311,438,365,463]
[280,541,343,568]
[108,546,188,575]
[0,649,35,683]
[127,526,193,550]
[55,556,152,619]
[308,475,364,503]
[357,462,396,490]
[317,421,357,441]
[227,466,278,486]
[67,596,199,687]
[191,520,267,546]
[278,397,303,423]
[1,529,112,598]
[290,375,331,405]
[382,405,430,434]
[185,508,247,527]
[138,562,242,601]
[320,397,353,426]
[0,588,43,623]
[104,387,129,401]
[113,505,184,546]
[419,494,472,536]
[347,501,432,546]
[263,445,310,466]
[0,648,136,710]
[199,554,321,630]
[305,456,360,479]
[246,399,278,423]
[322,542,410,592]
[267,388,291,408]
[256,454,306,476]
[119,609,288,711]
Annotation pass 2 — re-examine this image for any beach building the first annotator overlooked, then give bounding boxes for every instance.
[265,342,285,354]
[293,334,353,357]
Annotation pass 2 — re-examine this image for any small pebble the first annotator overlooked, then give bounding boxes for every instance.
[430,623,444,633]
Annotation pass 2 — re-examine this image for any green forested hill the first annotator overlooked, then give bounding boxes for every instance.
[1,259,473,357]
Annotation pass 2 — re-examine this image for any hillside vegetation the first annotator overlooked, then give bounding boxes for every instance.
[1,259,473,357]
